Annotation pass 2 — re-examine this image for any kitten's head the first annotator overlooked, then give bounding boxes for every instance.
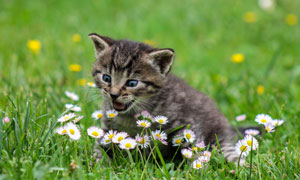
[89,33,174,113]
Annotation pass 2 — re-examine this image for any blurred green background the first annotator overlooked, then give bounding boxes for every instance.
[1,0,299,119]
[0,0,300,178]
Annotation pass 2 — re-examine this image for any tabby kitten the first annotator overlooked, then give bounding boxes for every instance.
[89,33,241,163]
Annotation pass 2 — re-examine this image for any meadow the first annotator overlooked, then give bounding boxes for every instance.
[1,0,300,179]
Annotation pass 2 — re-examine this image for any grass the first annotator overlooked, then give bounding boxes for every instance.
[1,0,300,179]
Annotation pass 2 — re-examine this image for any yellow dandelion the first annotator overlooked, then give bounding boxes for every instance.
[69,64,82,72]
[285,14,298,26]
[143,40,156,46]
[231,53,245,63]
[27,40,41,54]
[72,34,81,43]
[77,78,87,86]
[256,85,265,95]
[243,12,257,23]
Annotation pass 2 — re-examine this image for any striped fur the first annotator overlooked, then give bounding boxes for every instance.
[89,33,242,163]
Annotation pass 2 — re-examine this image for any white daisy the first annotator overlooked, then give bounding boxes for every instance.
[183,129,196,143]
[134,110,153,120]
[65,91,79,101]
[119,138,137,150]
[196,141,206,151]
[101,137,112,145]
[73,115,84,123]
[106,109,118,118]
[65,122,81,140]
[235,140,250,157]
[58,113,76,123]
[154,115,168,125]
[92,110,103,120]
[236,114,246,122]
[136,120,151,128]
[243,135,258,150]
[192,159,203,169]
[198,156,210,163]
[172,135,184,146]
[65,104,81,112]
[265,122,275,133]
[245,129,260,136]
[112,132,128,144]
[56,126,67,135]
[87,81,96,87]
[255,114,272,125]
[258,0,274,11]
[151,130,167,140]
[135,134,150,148]
[3,116,10,123]
[181,148,193,159]
[203,151,212,158]
[272,119,284,127]
[102,130,117,144]
[87,126,104,139]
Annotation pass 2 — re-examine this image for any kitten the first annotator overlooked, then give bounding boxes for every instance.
[89,33,242,163]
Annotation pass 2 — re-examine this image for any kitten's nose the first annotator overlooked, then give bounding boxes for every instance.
[110,94,119,100]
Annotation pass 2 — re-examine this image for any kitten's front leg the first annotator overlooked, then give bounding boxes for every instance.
[93,140,113,164]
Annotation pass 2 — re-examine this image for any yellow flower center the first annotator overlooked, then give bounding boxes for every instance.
[158,119,164,123]
[125,143,132,148]
[141,122,147,127]
[156,134,161,138]
[117,137,124,141]
[240,145,248,152]
[62,129,67,134]
[64,116,69,120]
[88,82,94,86]
[139,138,145,144]
[70,129,75,135]
[192,147,198,151]
[105,139,110,143]
[108,134,114,139]
[109,113,115,118]
[247,140,252,146]
[274,122,278,126]
[97,114,102,118]
[186,133,191,139]
[196,163,202,168]
[175,139,181,144]
[92,131,99,137]
[261,119,267,123]
[266,127,271,132]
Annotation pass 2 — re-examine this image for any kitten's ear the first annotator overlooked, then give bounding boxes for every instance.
[148,48,175,75]
[88,33,114,57]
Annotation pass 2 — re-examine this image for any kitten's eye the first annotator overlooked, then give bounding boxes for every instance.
[102,74,111,83]
[126,80,138,87]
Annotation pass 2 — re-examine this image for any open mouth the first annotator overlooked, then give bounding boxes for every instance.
[112,100,134,112]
